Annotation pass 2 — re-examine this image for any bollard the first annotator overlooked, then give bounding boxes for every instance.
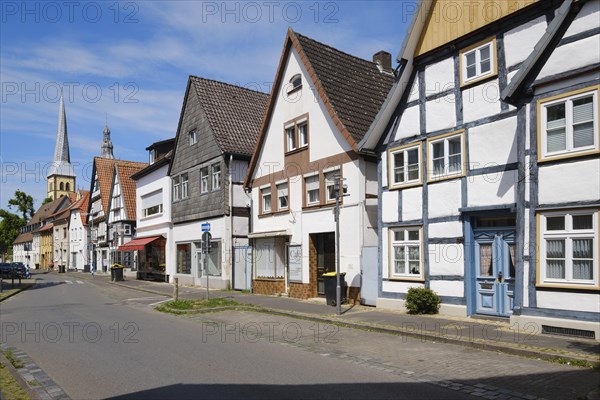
[173,277,179,301]
[1,277,3,293]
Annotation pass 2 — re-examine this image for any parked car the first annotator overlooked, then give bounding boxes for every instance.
[11,262,26,278]
[0,262,12,278]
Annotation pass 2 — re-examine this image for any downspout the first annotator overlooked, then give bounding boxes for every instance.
[229,154,234,290]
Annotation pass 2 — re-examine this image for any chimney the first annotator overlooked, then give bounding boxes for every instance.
[373,50,392,73]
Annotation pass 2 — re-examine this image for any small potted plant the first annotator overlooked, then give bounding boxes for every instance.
[111,263,125,282]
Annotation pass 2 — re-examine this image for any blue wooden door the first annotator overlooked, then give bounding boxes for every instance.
[474,230,515,317]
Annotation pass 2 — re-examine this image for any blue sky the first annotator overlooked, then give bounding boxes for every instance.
[1,1,414,211]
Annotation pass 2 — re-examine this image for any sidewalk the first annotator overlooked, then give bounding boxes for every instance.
[65,271,600,365]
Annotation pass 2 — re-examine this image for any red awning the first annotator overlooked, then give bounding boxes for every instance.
[118,236,163,251]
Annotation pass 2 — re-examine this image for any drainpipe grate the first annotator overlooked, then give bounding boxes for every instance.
[541,325,595,339]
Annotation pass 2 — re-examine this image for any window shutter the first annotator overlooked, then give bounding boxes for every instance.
[277,183,288,197]
[305,175,319,191]
[142,190,162,208]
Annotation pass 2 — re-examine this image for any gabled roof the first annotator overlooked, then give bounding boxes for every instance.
[189,76,268,156]
[92,157,147,217]
[114,162,147,221]
[13,232,33,245]
[68,190,90,225]
[245,29,395,187]
[15,196,72,245]
[131,151,172,181]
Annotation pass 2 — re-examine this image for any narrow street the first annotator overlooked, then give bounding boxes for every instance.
[1,273,598,399]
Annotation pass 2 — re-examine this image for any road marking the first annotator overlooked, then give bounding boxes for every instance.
[126,296,166,301]
[65,280,73,284]
[148,298,171,307]
[76,281,84,284]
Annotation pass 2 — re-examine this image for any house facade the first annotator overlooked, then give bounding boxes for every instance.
[244,29,393,301]
[360,0,599,338]
[169,76,268,289]
[128,139,174,282]
[68,191,90,271]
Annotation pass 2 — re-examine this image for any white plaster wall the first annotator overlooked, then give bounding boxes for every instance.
[253,47,351,180]
[538,35,600,80]
[382,227,389,279]
[537,291,600,313]
[468,116,518,167]
[407,76,419,103]
[504,16,547,68]
[538,159,600,204]
[428,221,463,238]
[425,57,454,95]
[69,210,89,270]
[523,260,530,308]
[136,165,171,230]
[428,244,464,275]
[402,186,423,221]
[426,95,456,133]
[382,280,424,293]
[463,79,501,123]
[394,105,420,140]
[429,280,464,297]
[365,160,378,196]
[382,191,399,223]
[428,180,461,218]
[381,155,388,188]
[467,171,517,207]
[564,0,600,38]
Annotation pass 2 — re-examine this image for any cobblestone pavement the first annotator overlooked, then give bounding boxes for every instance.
[183,310,600,400]
[1,342,70,400]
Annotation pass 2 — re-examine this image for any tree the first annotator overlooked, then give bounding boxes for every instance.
[8,190,34,221]
[0,209,25,261]
[42,197,53,205]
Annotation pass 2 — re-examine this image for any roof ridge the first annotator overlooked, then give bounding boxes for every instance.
[189,75,269,96]
[292,30,381,68]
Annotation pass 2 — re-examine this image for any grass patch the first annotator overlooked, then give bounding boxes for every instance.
[156,297,247,314]
[0,362,30,400]
[0,283,34,301]
[551,357,600,369]
[4,351,24,369]
[26,380,40,387]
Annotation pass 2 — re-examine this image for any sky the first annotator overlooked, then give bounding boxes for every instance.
[0,0,415,211]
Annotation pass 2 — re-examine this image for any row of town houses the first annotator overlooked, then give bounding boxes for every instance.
[13,1,600,340]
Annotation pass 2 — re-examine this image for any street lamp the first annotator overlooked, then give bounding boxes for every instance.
[331,173,349,316]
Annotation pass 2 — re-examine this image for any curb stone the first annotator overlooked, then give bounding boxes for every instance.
[0,343,70,400]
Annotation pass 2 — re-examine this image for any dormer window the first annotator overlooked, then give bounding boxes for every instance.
[149,149,156,164]
[288,74,302,93]
[188,129,198,145]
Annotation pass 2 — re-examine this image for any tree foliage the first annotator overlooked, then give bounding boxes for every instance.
[8,190,35,221]
[0,190,35,260]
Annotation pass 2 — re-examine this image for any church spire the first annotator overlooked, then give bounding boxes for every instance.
[53,92,70,164]
[47,91,76,200]
[101,115,115,159]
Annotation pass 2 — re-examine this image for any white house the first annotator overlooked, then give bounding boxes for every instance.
[359,0,600,339]
[68,191,90,271]
[244,29,393,302]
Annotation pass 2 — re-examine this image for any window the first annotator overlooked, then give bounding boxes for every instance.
[284,116,309,152]
[390,227,422,279]
[539,88,598,160]
[188,129,198,145]
[261,187,272,213]
[460,39,496,85]
[200,167,209,194]
[540,210,598,287]
[289,74,302,92]
[124,225,131,236]
[277,182,288,210]
[181,173,188,199]
[172,176,180,201]
[176,243,191,274]
[142,190,163,217]
[254,238,285,279]
[428,132,464,181]
[305,175,320,205]
[212,163,221,190]
[325,170,340,202]
[207,240,222,276]
[389,144,421,188]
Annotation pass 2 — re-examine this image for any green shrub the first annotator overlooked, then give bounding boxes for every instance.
[405,287,440,314]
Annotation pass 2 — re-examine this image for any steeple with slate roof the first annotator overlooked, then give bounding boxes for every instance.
[47,93,76,200]
[101,123,115,159]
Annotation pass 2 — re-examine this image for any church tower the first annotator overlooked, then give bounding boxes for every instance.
[47,93,76,200]
[101,124,115,159]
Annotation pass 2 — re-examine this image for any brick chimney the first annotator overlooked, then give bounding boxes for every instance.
[373,50,392,73]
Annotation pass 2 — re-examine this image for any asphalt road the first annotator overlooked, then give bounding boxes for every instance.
[0,273,476,400]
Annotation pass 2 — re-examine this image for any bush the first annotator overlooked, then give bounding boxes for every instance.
[405,287,440,314]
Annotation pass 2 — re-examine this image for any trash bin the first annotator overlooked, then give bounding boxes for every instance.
[83,265,90,273]
[59,265,65,273]
[112,268,124,282]
[322,272,346,306]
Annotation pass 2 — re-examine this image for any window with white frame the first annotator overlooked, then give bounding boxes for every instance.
[429,133,464,180]
[390,227,422,278]
[181,173,188,199]
[261,187,272,213]
[172,176,180,201]
[142,190,163,218]
[305,175,320,205]
[289,74,302,92]
[540,89,598,160]
[254,238,285,279]
[284,117,308,152]
[298,122,308,147]
[286,125,296,152]
[461,39,495,85]
[212,163,221,190]
[188,129,198,145]
[277,182,288,210]
[325,170,340,202]
[540,210,598,286]
[200,167,209,194]
[124,224,131,236]
[389,144,420,187]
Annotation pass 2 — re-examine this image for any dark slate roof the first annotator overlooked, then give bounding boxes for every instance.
[294,32,395,144]
[190,76,269,157]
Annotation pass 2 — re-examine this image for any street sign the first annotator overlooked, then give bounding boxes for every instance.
[201,222,211,232]
[202,231,212,254]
